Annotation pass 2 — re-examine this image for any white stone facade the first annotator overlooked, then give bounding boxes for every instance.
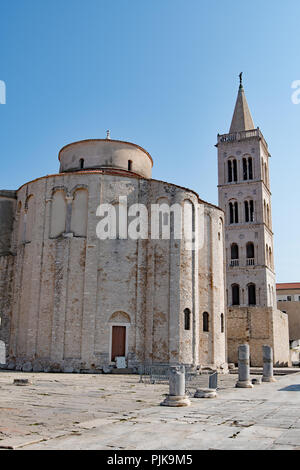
[0,138,226,372]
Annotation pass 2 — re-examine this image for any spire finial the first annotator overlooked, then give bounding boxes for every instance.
[239,72,243,88]
[106,130,111,140]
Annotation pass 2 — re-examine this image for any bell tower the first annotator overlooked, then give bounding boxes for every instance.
[216,75,290,366]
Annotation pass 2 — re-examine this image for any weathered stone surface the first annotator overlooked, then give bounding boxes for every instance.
[160,366,191,407]
[194,388,217,398]
[22,362,33,372]
[169,366,185,396]
[262,345,276,383]
[236,344,253,388]
[0,340,5,364]
[0,142,226,372]
[0,371,299,450]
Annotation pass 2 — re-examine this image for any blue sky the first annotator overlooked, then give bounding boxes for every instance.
[0,0,299,282]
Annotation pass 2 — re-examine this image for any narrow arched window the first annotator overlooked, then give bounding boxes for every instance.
[233,159,237,182]
[229,202,239,224]
[79,158,84,169]
[248,283,256,305]
[244,200,249,222]
[221,313,224,333]
[243,158,247,180]
[128,160,132,171]
[232,284,240,306]
[229,202,234,224]
[267,204,270,226]
[246,242,254,259]
[248,157,253,180]
[228,159,237,182]
[249,200,254,221]
[228,160,232,182]
[234,202,239,223]
[245,200,254,222]
[184,308,191,330]
[231,243,239,259]
[243,156,253,180]
[203,312,209,332]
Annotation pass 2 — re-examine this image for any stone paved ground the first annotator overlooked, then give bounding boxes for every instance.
[0,370,300,450]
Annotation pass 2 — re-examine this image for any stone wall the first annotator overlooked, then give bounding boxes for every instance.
[5,171,226,372]
[0,255,14,363]
[227,306,290,366]
[277,301,300,341]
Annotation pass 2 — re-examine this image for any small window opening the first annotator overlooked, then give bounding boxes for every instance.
[184,308,191,330]
[203,312,209,332]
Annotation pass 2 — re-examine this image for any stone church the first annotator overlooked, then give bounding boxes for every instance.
[0,134,226,372]
[217,76,290,366]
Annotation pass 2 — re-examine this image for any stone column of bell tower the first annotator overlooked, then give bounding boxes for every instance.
[216,76,290,366]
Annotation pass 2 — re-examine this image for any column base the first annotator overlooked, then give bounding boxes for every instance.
[262,376,276,383]
[194,388,217,398]
[235,380,254,388]
[160,395,191,407]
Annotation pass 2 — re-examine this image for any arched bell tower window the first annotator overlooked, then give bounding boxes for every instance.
[246,242,254,258]
[203,312,209,332]
[79,158,84,170]
[229,201,239,224]
[128,160,132,171]
[232,284,240,306]
[248,283,256,306]
[230,243,239,266]
[246,242,255,265]
[243,157,253,180]
[244,200,254,222]
[184,308,191,331]
[227,159,237,183]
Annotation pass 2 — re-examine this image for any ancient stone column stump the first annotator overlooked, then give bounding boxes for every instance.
[236,344,253,388]
[160,394,191,407]
[262,345,276,383]
[160,365,191,407]
[194,388,217,398]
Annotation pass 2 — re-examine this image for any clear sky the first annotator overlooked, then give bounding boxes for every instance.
[0,0,299,282]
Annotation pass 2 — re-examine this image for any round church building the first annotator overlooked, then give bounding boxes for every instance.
[0,135,226,372]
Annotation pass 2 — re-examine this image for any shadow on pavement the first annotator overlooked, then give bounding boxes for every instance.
[278,384,300,391]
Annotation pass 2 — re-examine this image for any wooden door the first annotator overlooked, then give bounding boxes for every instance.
[111,326,126,361]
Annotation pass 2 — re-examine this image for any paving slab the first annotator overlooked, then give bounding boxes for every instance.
[0,370,300,450]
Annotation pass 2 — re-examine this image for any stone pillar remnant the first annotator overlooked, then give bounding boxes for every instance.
[235,344,253,388]
[262,345,276,382]
[160,366,191,407]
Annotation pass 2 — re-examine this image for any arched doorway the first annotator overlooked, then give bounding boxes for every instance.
[108,312,131,362]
